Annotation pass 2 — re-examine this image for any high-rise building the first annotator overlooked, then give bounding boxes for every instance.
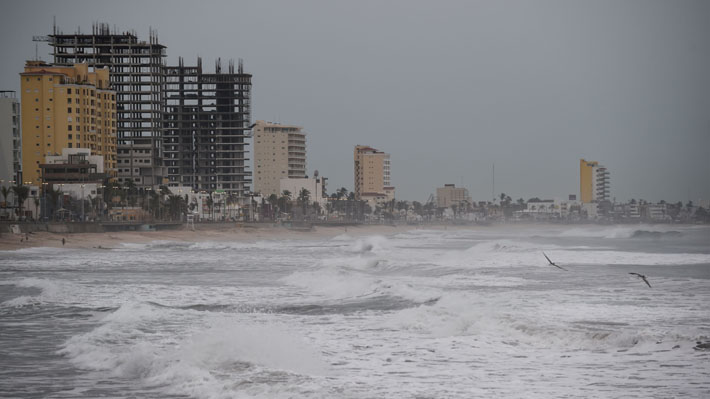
[253,120,306,197]
[45,23,166,187]
[20,61,116,185]
[0,91,21,185]
[436,184,471,208]
[163,57,252,197]
[354,145,393,203]
[580,158,610,203]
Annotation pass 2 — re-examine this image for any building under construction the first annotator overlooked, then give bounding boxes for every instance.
[44,23,166,188]
[163,57,252,197]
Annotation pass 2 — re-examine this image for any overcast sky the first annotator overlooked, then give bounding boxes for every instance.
[2,0,708,203]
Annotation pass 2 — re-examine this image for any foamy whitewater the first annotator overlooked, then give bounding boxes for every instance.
[1,225,709,398]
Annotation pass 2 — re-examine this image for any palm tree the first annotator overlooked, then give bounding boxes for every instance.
[412,201,423,219]
[279,190,292,217]
[205,195,214,221]
[298,188,311,219]
[33,197,40,221]
[12,185,29,221]
[1,186,9,205]
[0,186,10,220]
[267,194,279,220]
[167,194,186,221]
[397,200,409,221]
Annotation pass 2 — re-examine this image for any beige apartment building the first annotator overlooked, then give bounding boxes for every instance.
[20,61,117,185]
[253,120,306,197]
[354,145,394,203]
[436,184,471,208]
[580,158,610,203]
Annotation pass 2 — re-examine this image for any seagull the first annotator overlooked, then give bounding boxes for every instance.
[629,272,652,288]
[543,252,567,271]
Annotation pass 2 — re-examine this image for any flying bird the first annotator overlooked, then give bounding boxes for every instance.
[543,252,567,271]
[629,272,652,288]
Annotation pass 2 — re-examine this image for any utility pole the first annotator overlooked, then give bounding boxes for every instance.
[492,163,495,203]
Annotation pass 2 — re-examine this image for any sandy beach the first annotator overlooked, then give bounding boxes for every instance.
[0,223,429,251]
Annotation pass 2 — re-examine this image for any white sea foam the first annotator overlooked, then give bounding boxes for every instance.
[557,225,684,239]
[61,305,327,399]
[5,225,709,398]
[281,268,378,299]
[2,277,70,307]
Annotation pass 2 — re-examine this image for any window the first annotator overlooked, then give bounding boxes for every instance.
[67,88,71,94]
[68,107,72,113]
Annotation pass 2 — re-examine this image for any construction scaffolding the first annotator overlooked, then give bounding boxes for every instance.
[163,57,252,199]
[45,22,167,188]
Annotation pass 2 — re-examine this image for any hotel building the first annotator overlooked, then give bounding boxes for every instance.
[580,158,610,203]
[20,61,116,185]
[354,145,394,203]
[253,120,306,197]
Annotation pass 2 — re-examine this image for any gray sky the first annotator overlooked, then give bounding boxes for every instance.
[2,0,709,203]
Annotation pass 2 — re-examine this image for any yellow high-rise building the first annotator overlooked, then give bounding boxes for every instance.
[252,120,307,197]
[354,145,393,203]
[580,158,610,203]
[20,61,116,185]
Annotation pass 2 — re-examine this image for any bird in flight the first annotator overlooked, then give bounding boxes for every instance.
[629,272,652,288]
[543,252,567,271]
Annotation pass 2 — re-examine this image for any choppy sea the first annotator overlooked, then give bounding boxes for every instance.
[1,224,709,398]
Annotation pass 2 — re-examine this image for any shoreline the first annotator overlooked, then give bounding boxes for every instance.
[1,222,700,252]
[0,224,429,251]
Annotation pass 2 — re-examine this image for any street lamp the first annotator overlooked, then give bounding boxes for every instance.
[80,184,85,222]
[42,182,48,222]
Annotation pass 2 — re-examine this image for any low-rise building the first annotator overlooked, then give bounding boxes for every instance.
[436,184,471,208]
[280,177,326,206]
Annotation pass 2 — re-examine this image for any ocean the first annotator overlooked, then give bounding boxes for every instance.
[1,224,709,398]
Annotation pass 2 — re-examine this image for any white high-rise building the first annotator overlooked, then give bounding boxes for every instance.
[0,91,21,186]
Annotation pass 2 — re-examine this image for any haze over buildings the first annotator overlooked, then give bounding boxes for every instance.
[1,1,709,202]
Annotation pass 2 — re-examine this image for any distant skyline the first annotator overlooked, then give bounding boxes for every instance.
[1,0,708,203]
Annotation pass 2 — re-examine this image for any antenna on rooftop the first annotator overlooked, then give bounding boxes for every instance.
[492,162,495,203]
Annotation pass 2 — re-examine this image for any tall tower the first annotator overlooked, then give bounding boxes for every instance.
[580,158,610,203]
[252,120,306,197]
[20,61,116,185]
[45,23,166,188]
[163,57,252,198]
[0,91,21,185]
[354,145,392,202]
